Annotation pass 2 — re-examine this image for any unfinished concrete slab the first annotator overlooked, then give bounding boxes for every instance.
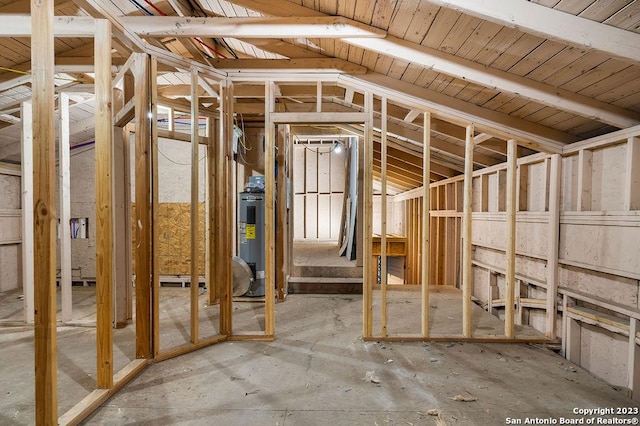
[75,295,638,425]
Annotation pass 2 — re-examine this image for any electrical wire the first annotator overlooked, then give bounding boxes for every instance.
[143,0,166,16]
[129,0,154,15]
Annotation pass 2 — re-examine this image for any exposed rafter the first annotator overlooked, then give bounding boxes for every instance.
[425,0,640,64]
[121,16,386,39]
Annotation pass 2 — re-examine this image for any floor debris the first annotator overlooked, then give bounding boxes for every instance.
[362,370,381,384]
[427,409,440,416]
[450,394,477,402]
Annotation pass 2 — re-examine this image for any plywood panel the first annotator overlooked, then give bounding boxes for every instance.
[293,145,306,194]
[0,174,20,209]
[561,155,579,211]
[318,150,331,193]
[591,144,626,211]
[559,264,638,309]
[527,162,548,212]
[331,149,346,192]
[560,220,640,276]
[330,193,343,240]
[294,194,305,240]
[305,147,318,193]
[0,244,20,292]
[317,194,331,239]
[305,193,318,239]
[0,216,20,242]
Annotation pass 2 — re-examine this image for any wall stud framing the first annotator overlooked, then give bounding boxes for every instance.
[546,154,561,338]
[363,91,374,339]
[381,96,388,337]
[422,111,431,337]
[505,139,517,338]
[190,67,200,344]
[150,56,160,357]
[95,18,114,388]
[265,80,276,336]
[462,124,474,337]
[276,124,288,301]
[31,0,58,421]
[625,137,640,210]
[59,92,72,322]
[20,101,34,324]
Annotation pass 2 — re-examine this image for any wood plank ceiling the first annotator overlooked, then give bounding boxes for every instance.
[0,0,639,192]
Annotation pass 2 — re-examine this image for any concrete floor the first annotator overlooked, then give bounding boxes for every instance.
[1,293,639,425]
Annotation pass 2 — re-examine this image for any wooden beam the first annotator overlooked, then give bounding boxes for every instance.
[190,68,200,344]
[272,112,368,124]
[94,19,114,389]
[58,93,72,322]
[546,153,561,339]
[150,56,161,357]
[218,81,232,335]
[425,0,640,64]
[0,14,95,37]
[340,73,576,152]
[206,58,370,74]
[505,139,517,339]
[31,0,58,422]
[462,124,474,337]
[122,16,386,38]
[133,53,152,359]
[422,112,431,337]
[21,102,34,324]
[380,97,388,337]
[276,125,288,301]
[265,81,276,336]
[343,36,639,128]
[363,91,374,338]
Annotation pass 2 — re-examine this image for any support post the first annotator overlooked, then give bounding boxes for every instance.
[95,19,114,388]
[134,53,152,359]
[218,80,232,335]
[422,111,431,337]
[381,97,388,337]
[190,68,200,343]
[31,0,58,421]
[546,154,561,338]
[628,318,640,401]
[363,91,373,338]
[207,122,218,305]
[276,125,288,301]
[21,101,34,324]
[265,81,276,335]
[462,124,474,337]
[150,56,160,357]
[59,93,72,322]
[505,139,517,338]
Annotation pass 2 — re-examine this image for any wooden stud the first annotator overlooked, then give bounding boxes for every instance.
[31,0,58,421]
[462,124,474,337]
[422,112,431,337]
[316,81,322,113]
[381,97,388,337]
[577,149,592,211]
[625,137,640,211]
[224,82,234,332]
[59,93,72,322]
[190,68,200,344]
[207,123,218,306]
[150,56,160,357]
[113,124,132,328]
[20,101,34,324]
[134,53,152,359]
[217,82,232,335]
[363,91,374,338]
[265,81,276,335]
[628,318,640,401]
[505,139,517,339]
[546,154,561,338]
[95,19,114,388]
[276,124,288,301]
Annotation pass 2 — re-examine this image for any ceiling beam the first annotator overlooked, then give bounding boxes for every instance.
[0,15,95,37]
[121,16,386,39]
[227,0,639,129]
[209,58,366,74]
[343,36,639,129]
[425,0,640,64]
[340,73,573,153]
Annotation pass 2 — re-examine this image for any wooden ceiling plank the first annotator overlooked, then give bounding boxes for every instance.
[424,0,640,63]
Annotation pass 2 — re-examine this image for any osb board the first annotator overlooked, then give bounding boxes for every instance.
[0,174,20,209]
[471,218,549,258]
[132,203,206,276]
[559,264,638,309]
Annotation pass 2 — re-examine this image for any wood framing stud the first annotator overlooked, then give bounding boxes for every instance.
[190,68,200,344]
[462,124,474,337]
[422,112,431,337]
[31,0,58,421]
[94,19,114,388]
[20,102,34,324]
[265,81,276,336]
[546,154,561,339]
[505,139,517,339]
